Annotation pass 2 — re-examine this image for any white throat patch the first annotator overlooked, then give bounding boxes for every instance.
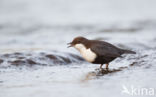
[74,44,96,63]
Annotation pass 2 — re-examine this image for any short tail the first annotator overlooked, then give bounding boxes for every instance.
[122,49,136,54]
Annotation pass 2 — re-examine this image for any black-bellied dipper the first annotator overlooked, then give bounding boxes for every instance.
[68,36,136,69]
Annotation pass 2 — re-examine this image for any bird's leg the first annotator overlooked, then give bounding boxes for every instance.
[100,64,103,69]
[106,63,109,70]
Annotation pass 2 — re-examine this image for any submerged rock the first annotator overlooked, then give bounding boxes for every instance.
[26,59,37,65]
[46,54,57,60]
[0,59,3,64]
[0,51,85,68]
[9,60,27,66]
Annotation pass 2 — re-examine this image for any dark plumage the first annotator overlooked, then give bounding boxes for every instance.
[68,36,136,69]
[90,40,135,64]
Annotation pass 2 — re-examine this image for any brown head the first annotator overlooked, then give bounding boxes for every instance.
[68,36,96,63]
[67,36,89,48]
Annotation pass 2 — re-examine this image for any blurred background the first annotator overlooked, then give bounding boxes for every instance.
[0,0,156,97]
[0,0,156,52]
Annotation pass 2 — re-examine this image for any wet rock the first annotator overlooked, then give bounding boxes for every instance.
[58,56,72,63]
[95,67,127,76]
[0,59,4,64]
[9,59,37,66]
[45,54,64,64]
[127,54,148,61]
[69,53,84,61]
[83,66,128,81]
[129,62,138,66]
[26,59,37,65]
[39,52,47,55]
[3,54,10,57]
[0,51,85,68]
[45,53,82,65]
[13,52,23,55]
[96,69,120,76]
[2,52,24,59]
[129,60,146,67]
[10,60,26,66]
[17,57,25,59]
[46,54,57,60]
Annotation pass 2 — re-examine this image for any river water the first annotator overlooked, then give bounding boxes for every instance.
[0,0,156,97]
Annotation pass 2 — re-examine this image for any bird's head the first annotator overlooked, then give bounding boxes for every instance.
[67,36,88,50]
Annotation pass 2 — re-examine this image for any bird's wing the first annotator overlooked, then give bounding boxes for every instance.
[90,41,122,58]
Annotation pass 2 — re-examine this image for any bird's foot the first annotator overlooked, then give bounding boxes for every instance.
[102,68,109,72]
[105,68,109,71]
[95,68,109,71]
[95,68,110,75]
[95,68,101,71]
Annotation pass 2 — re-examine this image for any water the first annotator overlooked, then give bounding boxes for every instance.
[0,0,156,97]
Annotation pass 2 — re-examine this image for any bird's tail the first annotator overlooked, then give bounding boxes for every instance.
[122,49,136,54]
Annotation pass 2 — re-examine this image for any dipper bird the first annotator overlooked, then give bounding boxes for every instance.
[68,36,136,69]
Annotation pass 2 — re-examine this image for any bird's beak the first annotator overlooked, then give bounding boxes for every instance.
[67,42,73,48]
